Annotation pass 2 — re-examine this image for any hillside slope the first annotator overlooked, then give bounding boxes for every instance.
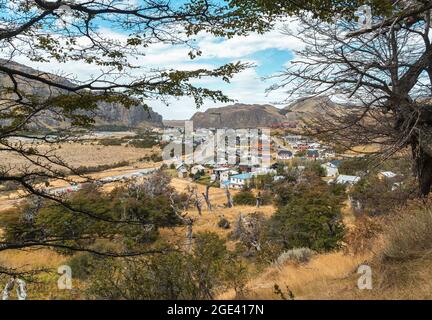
[0,59,163,129]
[191,103,287,128]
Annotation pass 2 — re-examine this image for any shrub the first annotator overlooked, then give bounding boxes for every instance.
[350,175,416,216]
[87,232,248,300]
[274,248,314,266]
[265,174,346,252]
[128,138,158,148]
[233,191,256,206]
[231,212,266,256]
[259,190,273,205]
[217,217,230,229]
[74,161,129,174]
[67,252,96,280]
[99,138,123,146]
[344,215,382,254]
[381,202,432,261]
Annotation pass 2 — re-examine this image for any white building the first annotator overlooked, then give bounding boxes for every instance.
[334,175,360,185]
[321,160,341,177]
[223,173,254,189]
[378,171,398,180]
[191,165,206,175]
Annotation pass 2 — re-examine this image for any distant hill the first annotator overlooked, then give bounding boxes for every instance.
[163,120,186,128]
[281,96,335,121]
[190,103,287,128]
[0,59,163,129]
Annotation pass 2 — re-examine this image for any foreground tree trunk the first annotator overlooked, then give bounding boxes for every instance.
[412,141,432,196]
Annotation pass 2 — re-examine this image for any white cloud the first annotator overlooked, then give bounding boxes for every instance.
[152,66,288,120]
[2,20,300,119]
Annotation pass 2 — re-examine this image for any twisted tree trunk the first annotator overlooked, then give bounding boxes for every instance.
[412,140,432,196]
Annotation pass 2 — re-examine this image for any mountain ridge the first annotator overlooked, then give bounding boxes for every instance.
[0,59,164,129]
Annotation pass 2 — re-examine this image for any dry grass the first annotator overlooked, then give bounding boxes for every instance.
[0,249,66,270]
[163,176,276,249]
[0,249,80,300]
[1,142,159,171]
[218,251,371,300]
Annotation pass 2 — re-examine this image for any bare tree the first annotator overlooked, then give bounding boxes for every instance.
[169,186,199,252]
[256,191,261,208]
[271,1,432,195]
[224,185,234,208]
[202,180,217,211]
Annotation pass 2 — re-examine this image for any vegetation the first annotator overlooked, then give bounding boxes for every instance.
[86,233,248,300]
[350,175,417,216]
[274,248,315,266]
[74,161,130,175]
[2,0,432,301]
[2,172,183,255]
[233,190,256,206]
[265,172,346,252]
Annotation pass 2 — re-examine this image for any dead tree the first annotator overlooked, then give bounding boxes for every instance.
[256,192,262,208]
[272,5,432,196]
[2,277,27,300]
[202,180,217,211]
[169,188,197,252]
[195,194,203,216]
[224,186,234,208]
[232,213,263,253]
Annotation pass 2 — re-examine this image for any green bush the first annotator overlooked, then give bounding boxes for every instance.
[218,217,230,229]
[99,138,123,146]
[233,191,256,206]
[265,173,346,253]
[87,232,248,300]
[74,161,129,174]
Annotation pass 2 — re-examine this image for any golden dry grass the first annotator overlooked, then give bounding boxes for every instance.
[162,177,276,249]
[217,251,371,300]
[1,142,159,171]
[0,249,66,270]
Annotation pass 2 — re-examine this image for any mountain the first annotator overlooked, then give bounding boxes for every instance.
[281,96,335,121]
[190,103,287,128]
[163,120,187,128]
[0,59,163,129]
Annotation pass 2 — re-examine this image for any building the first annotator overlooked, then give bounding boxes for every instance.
[321,160,341,177]
[273,175,285,182]
[307,149,320,159]
[176,163,188,178]
[224,173,254,189]
[191,164,206,175]
[220,169,239,183]
[378,171,398,180]
[252,167,277,176]
[284,135,304,143]
[277,150,293,160]
[212,167,231,181]
[334,175,360,185]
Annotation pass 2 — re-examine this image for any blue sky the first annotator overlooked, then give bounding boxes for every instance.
[141,23,303,120]
[4,1,303,120]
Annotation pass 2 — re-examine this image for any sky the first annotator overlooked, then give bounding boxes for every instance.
[145,23,304,120]
[4,2,305,120]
